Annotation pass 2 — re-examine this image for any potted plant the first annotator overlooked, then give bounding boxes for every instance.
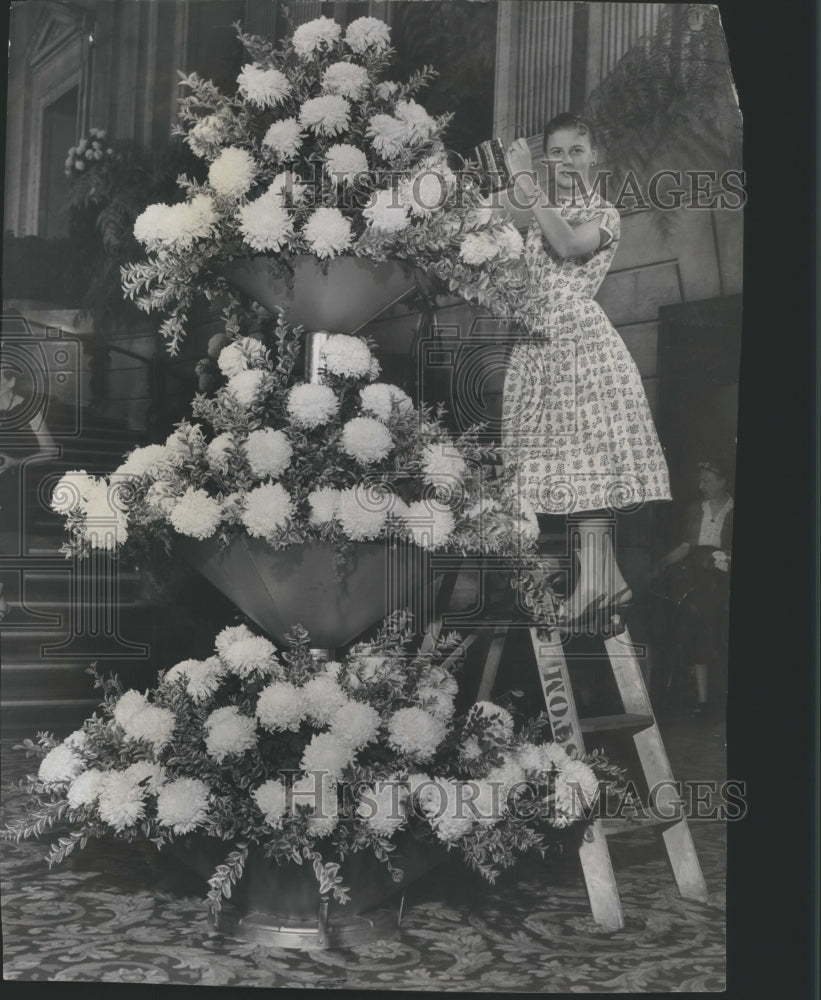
[120,14,532,354]
[50,320,548,649]
[3,613,621,948]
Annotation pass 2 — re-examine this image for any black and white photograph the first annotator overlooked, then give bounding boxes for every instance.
[0,0,815,994]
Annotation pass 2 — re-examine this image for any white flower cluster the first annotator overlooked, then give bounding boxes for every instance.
[134,194,217,251]
[460,224,525,265]
[237,64,291,108]
[303,205,353,258]
[208,147,257,200]
[291,16,341,58]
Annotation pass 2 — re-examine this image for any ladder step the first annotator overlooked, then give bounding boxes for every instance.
[580,713,654,735]
[601,814,682,837]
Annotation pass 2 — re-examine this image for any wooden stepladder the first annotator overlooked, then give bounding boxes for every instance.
[474,616,709,930]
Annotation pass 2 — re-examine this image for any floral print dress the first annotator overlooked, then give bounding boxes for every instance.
[502,195,671,514]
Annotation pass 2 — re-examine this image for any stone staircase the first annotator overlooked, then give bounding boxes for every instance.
[0,403,157,737]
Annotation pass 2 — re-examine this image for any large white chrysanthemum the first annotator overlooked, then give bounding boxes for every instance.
[517,740,570,775]
[133,195,217,251]
[302,206,353,258]
[421,442,468,488]
[67,768,106,809]
[121,704,176,753]
[244,428,292,479]
[554,759,600,824]
[122,760,167,796]
[300,732,354,779]
[97,770,146,831]
[321,62,370,100]
[221,631,280,678]
[256,680,305,732]
[184,656,225,702]
[80,479,129,550]
[340,417,393,465]
[307,486,342,525]
[329,700,381,749]
[362,187,411,233]
[252,778,288,827]
[367,114,407,160]
[459,231,499,266]
[404,499,455,549]
[50,469,96,513]
[387,707,446,761]
[298,95,351,137]
[320,334,374,379]
[156,777,210,834]
[237,63,291,108]
[241,481,294,539]
[214,623,254,658]
[324,142,369,186]
[418,778,475,842]
[162,656,225,701]
[359,383,412,422]
[204,706,258,761]
[292,773,338,837]
[227,369,269,406]
[399,164,452,218]
[217,336,268,378]
[113,690,148,729]
[38,744,85,785]
[394,99,437,139]
[205,432,236,473]
[208,147,256,200]
[357,780,408,836]
[262,118,304,159]
[300,675,347,727]
[169,486,222,540]
[345,16,391,54]
[115,445,170,479]
[292,16,342,58]
[236,188,294,252]
[286,383,340,429]
[336,486,389,541]
[486,760,528,803]
[496,224,525,260]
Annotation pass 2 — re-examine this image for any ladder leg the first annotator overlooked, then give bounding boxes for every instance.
[578,821,626,930]
[529,627,625,929]
[604,628,709,902]
[475,627,507,701]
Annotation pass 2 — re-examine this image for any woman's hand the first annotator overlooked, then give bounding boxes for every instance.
[505,138,535,183]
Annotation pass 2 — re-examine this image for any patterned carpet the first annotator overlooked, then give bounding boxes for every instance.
[0,721,726,991]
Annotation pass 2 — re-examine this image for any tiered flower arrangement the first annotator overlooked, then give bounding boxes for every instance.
[4,613,620,914]
[121,14,531,353]
[50,320,540,564]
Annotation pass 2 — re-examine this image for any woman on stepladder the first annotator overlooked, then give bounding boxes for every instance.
[492,113,671,627]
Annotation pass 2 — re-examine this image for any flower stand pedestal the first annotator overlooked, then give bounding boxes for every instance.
[223,255,418,335]
[174,836,442,949]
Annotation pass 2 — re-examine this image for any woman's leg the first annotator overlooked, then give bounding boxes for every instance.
[561,515,631,619]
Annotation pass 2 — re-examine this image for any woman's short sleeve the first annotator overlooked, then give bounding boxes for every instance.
[598,206,621,249]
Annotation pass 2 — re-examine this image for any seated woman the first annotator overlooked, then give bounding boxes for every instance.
[652,460,734,717]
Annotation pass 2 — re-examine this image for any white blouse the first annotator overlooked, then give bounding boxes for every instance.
[697,497,734,549]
